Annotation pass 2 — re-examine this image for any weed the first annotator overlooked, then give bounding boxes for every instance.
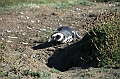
[24,70,52,78]
[97,68,110,73]
[0,71,8,77]
[0,40,6,50]
[0,67,19,77]
[114,71,120,77]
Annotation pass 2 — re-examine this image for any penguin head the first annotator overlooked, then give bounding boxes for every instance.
[52,33,64,42]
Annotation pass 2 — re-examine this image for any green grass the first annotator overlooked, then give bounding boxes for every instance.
[114,71,120,77]
[0,67,19,77]
[0,0,95,10]
[24,70,52,78]
[0,40,6,50]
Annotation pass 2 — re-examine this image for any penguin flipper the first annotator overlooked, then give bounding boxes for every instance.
[72,31,82,39]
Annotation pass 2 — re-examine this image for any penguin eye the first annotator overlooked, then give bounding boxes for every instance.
[64,36,65,38]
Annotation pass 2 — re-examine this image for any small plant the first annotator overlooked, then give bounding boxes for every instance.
[0,67,19,77]
[0,40,6,50]
[24,70,52,78]
[114,71,120,77]
[0,70,8,77]
[97,68,110,73]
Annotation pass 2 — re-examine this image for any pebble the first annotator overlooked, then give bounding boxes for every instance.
[22,32,26,35]
[108,4,112,6]
[76,8,79,11]
[47,47,56,51]
[17,26,20,29]
[23,54,27,58]
[26,16,30,19]
[20,16,24,18]
[37,28,47,31]
[1,38,4,40]
[7,40,12,42]
[0,18,2,20]
[43,29,47,31]
[60,24,62,26]
[30,20,35,23]
[20,12,24,14]
[6,30,12,33]
[7,36,18,39]
[22,42,28,45]
[27,26,32,30]
[37,20,40,22]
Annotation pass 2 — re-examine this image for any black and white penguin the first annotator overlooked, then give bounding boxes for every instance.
[48,26,81,43]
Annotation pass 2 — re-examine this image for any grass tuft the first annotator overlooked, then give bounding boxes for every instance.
[24,70,52,78]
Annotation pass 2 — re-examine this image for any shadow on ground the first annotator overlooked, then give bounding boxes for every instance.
[46,33,98,72]
[32,41,60,50]
[32,33,98,72]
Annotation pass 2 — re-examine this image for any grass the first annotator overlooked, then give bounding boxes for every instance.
[76,68,120,79]
[114,71,120,77]
[0,67,19,77]
[24,70,52,78]
[0,69,52,78]
[0,40,6,50]
[0,0,95,10]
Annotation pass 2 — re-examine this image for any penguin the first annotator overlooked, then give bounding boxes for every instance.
[48,26,81,43]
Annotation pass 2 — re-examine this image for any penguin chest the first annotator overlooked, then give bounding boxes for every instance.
[62,35,74,43]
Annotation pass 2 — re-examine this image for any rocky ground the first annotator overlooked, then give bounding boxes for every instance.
[0,2,120,79]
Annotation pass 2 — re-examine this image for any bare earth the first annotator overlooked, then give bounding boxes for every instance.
[0,2,120,79]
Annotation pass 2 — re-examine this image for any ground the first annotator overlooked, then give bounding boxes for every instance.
[0,2,120,79]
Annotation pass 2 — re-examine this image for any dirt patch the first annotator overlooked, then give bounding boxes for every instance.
[0,2,120,79]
